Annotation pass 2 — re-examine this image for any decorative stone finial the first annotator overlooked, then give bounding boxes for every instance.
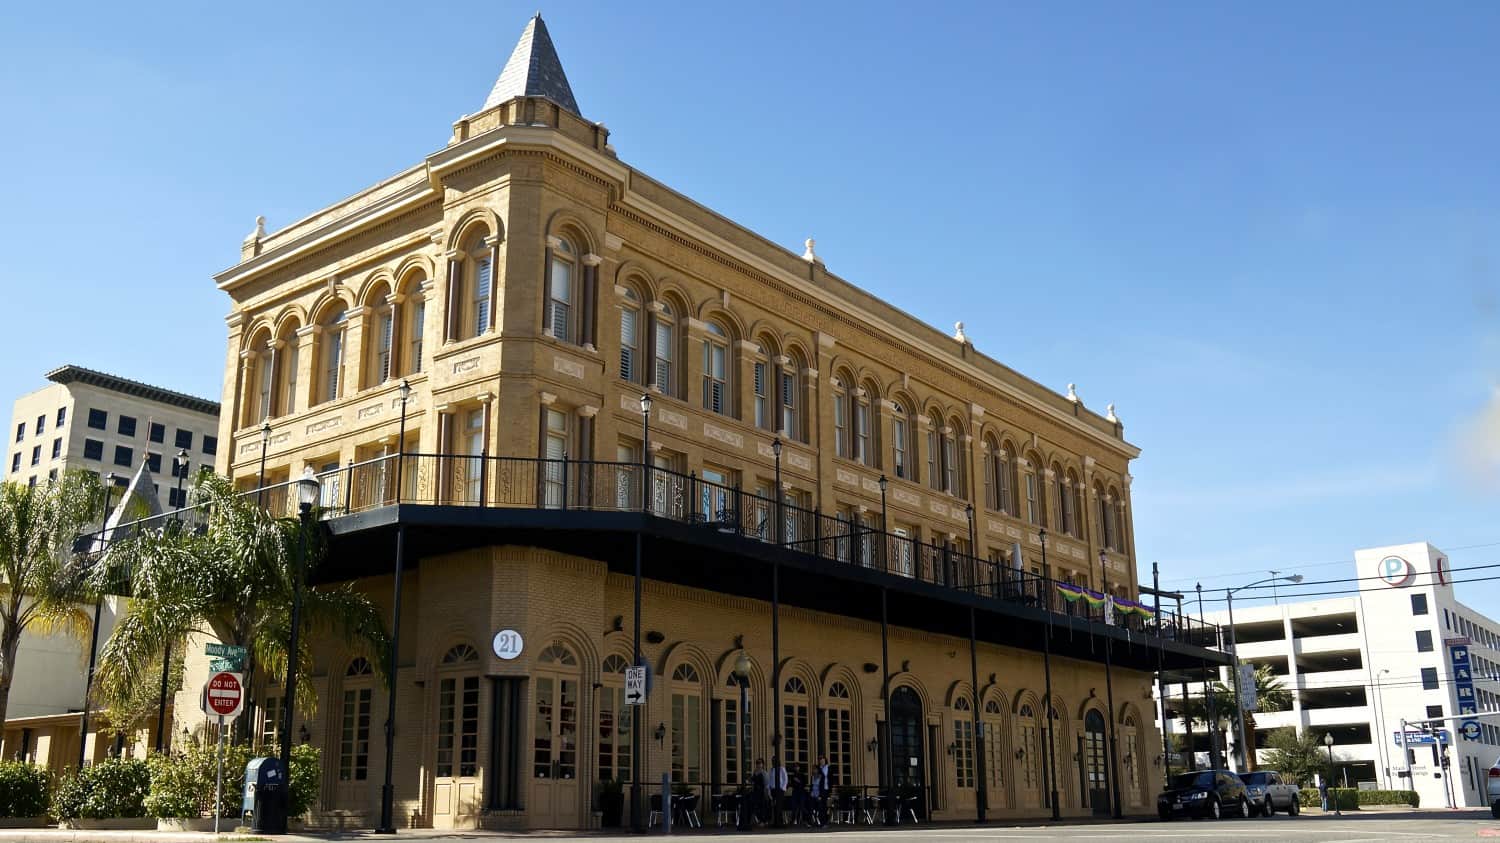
[1066,383,1079,403]
[953,322,968,344]
[1106,403,1119,423]
[802,238,818,263]
[245,215,265,243]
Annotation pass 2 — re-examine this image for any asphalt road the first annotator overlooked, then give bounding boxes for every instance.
[600,809,1500,841]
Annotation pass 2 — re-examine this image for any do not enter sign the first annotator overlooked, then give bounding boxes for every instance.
[203,671,244,719]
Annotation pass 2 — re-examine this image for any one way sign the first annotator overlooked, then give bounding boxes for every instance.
[625,667,647,706]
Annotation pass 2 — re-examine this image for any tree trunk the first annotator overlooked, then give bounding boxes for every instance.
[0,620,23,733]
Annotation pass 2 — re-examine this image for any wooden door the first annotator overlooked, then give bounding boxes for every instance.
[432,647,482,830]
[529,645,582,828]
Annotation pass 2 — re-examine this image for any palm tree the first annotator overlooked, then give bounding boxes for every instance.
[0,470,104,729]
[93,473,388,738]
[1175,663,1291,769]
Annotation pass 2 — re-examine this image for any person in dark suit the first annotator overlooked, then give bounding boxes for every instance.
[770,755,788,827]
[809,755,831,826]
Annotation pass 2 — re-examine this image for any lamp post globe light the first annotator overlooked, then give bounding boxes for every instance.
[1225,573,1303,769]
[1323,733,1340,815]
[257,421,273,505]
[273,467,321,834]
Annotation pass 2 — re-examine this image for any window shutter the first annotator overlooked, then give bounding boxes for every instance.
[620,308,637,381]
[474,255,493,337]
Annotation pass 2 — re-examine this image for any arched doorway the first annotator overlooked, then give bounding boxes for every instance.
[1083,710,1110,817]
[432,644,482,829]
[889,687,925,801]
[530,643,582,828]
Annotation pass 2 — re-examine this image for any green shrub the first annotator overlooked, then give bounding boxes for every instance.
[0,761,51,818]
[288,744,320,818]
[52,759,151,820]
[1295,787,1415,810]
[144,740,319,819]
[1357,789,1418,807]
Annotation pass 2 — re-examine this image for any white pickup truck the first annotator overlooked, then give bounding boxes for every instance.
[1239,770,1300,816]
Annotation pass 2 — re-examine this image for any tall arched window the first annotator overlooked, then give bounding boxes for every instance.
[448,232,493,342]
[782,676,811,773]
[1096,482,1111,549]
[1111,487,1126,553]
[926,412,945,492]
[854,384,876,466]
[1054,462,1073,536]
[823,681,853,786]
[670,664,703,784]
[780,352,802,441]
[339,657,375,783]
[651,301,677,397]
[274,321,300,417]
[1122,715,1142,806]
[436,643,480,785]
[316,307,347,406]
[396,270,427,377]
[833,374,852,459]
[998,444,1017,517]
[752,342,772,430]
[246,330,273,425]
[598,654,632,784]
[982,699,1006,804]
[619,287,642,384]
[547,237,576,342]
[534,644,579,784]
[944,418,965,494]
[701,322,731,416]
[1068,470,1083,539]
[364,282,394,389]
[1023,453,1045,526]
[719,670,754,785]
[952,696,975,790]
[1017,703,1042,808]
[891,403,911,481]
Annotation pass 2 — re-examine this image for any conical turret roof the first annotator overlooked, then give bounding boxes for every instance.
[482,14,580,116]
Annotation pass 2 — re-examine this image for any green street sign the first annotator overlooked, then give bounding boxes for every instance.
[208,657,243,672]
[205,643,247,660]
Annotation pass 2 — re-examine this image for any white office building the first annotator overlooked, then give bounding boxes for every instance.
[1159,542,1500,810]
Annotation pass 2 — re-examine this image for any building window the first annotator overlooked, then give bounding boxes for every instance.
[318,308,348,404]
[8,453,18,473]
[1416,630,1434,652]
[546,238,574,342]
[953,697,975,789]
[56,407,66,427]
[780,365,800,440]
[833,381,849,459]
[598,655,633,783]
[670,664,703,784]
[408,296,426,375]
[701,322,730,416]
[168,487,186,508]
[619,289,641,384]
[1412,594,1429,616]
[782,676,811,774]
[1427,704,1444,719]
[83,439,103,461]
[982,699,1005,797]
[472,248,493,339]
[339,658,374,781]
[113,446,133,467]
[374,302,395,384]
[1421,667,1439,690]
[753,357,768,429]
[1056,467,1074,536]
[854,393,872,466]
[942,421,960,493]
[172,429,191,450]
[30,446,39,467]
[13,423,22,442]
[891,406,909,480]
[651,302,677,396]
[148,422,165,443]
[1025,465,1040,525]
[203,436,217,456]
[87,409,106,430]
[720,676,752,785]
[146,453,162,473]
[542,409,568,508]
[49,438,60,460]
[34,415,44,436]
[261,696,283,747]
[117,416,136,437]
[824,682,853,786]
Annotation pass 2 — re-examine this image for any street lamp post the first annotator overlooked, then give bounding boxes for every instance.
[1323,733,1340,815]
[1099,548,1123,818]
[772,438,783,544]
[1196,582,1221,770]
[79,473,117,768]
[1226,574,1303,770]
[1373,668,1392,789]
[1039,528,1060,821]
[257,421,272,505]
[274,468,321,834]
[632,393,651,832]
[877,475,889,572]
[733,651,752,829]
[377,379,412,834]
[770,437,783,763]
[155,451,191,753]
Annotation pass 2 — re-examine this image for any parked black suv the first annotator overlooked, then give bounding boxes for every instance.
[1157,770,1251,820]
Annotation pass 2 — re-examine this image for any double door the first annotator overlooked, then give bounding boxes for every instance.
[529,674,581,828]
[433,675,481,828]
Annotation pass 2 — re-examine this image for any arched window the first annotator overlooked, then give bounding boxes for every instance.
[952,696,975,790]
[670,663,703,783]
[1068,470,1083,539]
[651,300,677,397]
[926,412,944,491]
[619,287,642,384]
[1122,715,1142,806]
[274,321,300,417]
[782,675,811,772]
[752,342,772,430]
[824,681,853,786]
[547,237,576,342]
[1017,703,1042,808]
[598,654,633,783]
[854,383,876,466]
[397,270,427,377]
[701,321,731,416]
[534,643,580,784]
[364,282,394,389]
[719,667,754,785]
[944,418,965,494]
[1095,482,1110,549]
[891,402,911,481]
[316,307,347,406]
[448,232,493,343]
[780,351,802,441]
[539,644,577,665]
[339,656,375,783]
[1111,487,1126,553]
[998,444,1017,517]
[246,330,273,425]
[833,374,852,459]
[436,643,480,783]
[442,643,479,664]
[1054,462,1073,536]
[982,699,1006,803]
[1023,453,1045,526]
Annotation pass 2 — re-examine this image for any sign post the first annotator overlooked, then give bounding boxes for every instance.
[202,672,244,835]
[1237,664,1257,712]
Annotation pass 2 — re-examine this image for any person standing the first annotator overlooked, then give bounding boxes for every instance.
[770,755,788,827]
[1317,776,1329,813]
[810,755,831,827]
[750,758,770,826]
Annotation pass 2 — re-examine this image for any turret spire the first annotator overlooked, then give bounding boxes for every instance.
[482,14,580,116]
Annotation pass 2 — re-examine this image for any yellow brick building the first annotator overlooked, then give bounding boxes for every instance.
[201,14,1224,830]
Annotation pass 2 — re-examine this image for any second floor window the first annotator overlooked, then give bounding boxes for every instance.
[701,322,729,415]
[833,386,849,458]
[620,290,640,383]
[1025,466,1040,525]
[375,304,394,384]
[780,367,798,439]
[409,297,426,374]
[653,303,676,396]
[892,407,909,480]
[547,238,575,342]
[472,252,492,338]
[854,395,872,465]
[319,308,347,405]
[753,358,768,429]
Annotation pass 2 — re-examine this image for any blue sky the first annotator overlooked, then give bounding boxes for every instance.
[3,0,1498,611]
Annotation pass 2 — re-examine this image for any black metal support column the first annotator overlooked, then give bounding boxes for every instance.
[1153,562,1170,789]
[1040,531,1060,821]
[1101,552,1123,818]
[969,606,984,822]
[376,523,406,833]
[880,587,892,803]
[631,531,644,832]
